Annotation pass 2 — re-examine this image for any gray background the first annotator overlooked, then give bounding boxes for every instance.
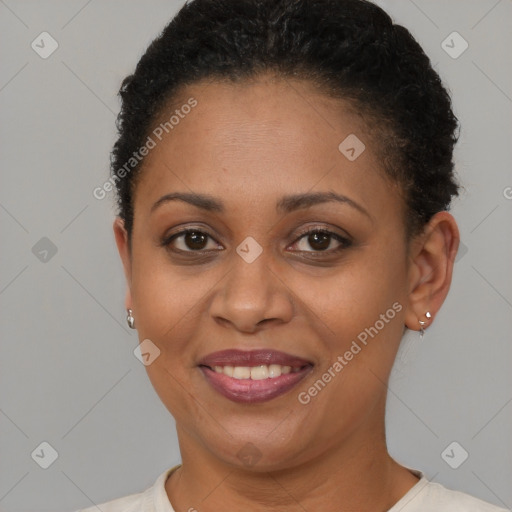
[0,0,511,510]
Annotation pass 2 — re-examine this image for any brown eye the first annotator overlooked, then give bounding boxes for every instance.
[182,231,208,250]
[291,229,352,253]
[306,231,330,251]
[163,229,222,252]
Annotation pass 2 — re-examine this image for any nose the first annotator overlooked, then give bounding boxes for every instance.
[209,248,294,333]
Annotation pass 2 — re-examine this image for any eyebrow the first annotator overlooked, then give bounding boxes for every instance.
[150,191,372,220]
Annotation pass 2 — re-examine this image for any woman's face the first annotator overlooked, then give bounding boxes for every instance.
[116,75,416,470]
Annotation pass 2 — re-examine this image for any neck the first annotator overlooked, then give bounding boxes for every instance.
[165,403,419,511]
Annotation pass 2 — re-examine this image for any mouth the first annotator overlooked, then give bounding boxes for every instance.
[198,349,314,403]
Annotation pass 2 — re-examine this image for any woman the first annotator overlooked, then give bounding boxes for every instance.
[78,0,507,510]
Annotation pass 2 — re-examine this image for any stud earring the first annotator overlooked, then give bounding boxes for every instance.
[418,311,431,340]
[126,308,135,329]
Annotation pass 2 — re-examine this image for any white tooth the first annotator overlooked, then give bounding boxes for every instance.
[223,365,234,377]
[232,366,251,379]
[268,364,282,378]
[250,365,269,380]
[218,364,298,379]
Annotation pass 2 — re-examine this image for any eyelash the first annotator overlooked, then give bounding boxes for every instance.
[160,226,352,256]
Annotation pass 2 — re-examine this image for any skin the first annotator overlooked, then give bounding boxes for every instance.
[114,74,459,512]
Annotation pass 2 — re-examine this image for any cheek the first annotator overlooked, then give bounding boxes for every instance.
[131,263,211,420]
[299,244,407,419]
[306,247,406,344]
[130,250,204,341]
[294,267,405,441]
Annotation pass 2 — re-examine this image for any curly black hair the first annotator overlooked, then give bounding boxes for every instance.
[110,0,460,241]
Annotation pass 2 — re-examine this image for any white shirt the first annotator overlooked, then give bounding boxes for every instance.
[75,465,509,512]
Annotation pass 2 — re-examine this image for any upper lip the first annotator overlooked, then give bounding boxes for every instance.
[198,349,313,368]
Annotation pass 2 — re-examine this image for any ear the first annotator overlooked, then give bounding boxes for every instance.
[403,211,460,332]
[113,217,133,311]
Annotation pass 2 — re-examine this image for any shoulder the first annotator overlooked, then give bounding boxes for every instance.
[74,491,144,512]
[392,473,509,512]
[72,465,180,512]
[417,480,509,511]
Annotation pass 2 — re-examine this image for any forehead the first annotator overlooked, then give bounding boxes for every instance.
[133,76,400,222]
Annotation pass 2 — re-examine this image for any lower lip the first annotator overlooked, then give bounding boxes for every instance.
[199,365,313,403]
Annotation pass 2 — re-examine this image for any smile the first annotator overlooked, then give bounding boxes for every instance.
[198,349,314,403]
[200,365,313,403]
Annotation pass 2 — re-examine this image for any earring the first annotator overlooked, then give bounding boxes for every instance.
[126,308,135,329]
[418,311,431,340]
